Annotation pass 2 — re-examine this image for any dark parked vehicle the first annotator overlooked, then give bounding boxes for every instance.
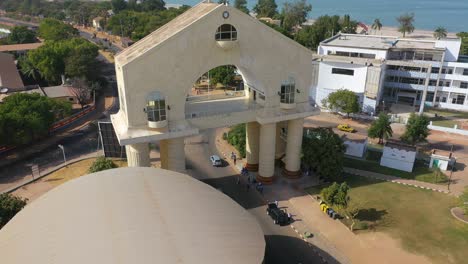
[266,202,290,225]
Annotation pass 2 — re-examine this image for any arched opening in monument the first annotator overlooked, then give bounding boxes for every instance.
[184,65,264,120]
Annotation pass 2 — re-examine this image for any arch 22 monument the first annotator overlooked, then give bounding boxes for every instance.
[111,2,320,184]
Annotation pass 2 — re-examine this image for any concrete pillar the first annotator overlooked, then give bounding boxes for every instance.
[126,143,150,167]
[160,137,185,173]
[257,122,276,184]
[283,118,304,179]
[275,122,286,160]
[245,122,260,171]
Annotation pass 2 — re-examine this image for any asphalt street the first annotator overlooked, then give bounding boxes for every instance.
[185,130,339,264]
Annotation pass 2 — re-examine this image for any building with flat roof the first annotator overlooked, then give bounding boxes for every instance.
[313,33,468,113]
[0,167,266,263]
[0,52,24,91]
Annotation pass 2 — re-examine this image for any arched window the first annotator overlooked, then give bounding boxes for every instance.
[215,24,237,41]
[280,78,295,104]
[146,91,166,122]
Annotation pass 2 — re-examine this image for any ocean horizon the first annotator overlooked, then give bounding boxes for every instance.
[168,0,468,33]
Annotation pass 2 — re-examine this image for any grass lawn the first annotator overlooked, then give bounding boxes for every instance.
[431,119,458,128]
[425,108,468,119]
[343,157,449,184]
[306,175,468,264]
[44,158,127,187]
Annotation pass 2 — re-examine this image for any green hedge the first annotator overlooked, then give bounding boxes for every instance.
[224,124,246,158]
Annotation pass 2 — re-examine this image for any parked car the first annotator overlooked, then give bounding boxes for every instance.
[266,202,290,225]
[337,124,356,132]
[210,155,222,166]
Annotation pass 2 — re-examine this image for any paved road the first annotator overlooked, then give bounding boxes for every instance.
[185,130,338,264]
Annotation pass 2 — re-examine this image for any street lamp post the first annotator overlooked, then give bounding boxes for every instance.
[58,144,67,165]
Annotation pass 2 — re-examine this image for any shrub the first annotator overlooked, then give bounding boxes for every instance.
[0,193,28,229]
[225,124,246,158]
[88,157,118,173]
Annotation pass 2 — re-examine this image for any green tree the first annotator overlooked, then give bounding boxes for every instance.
[323,89,360,117]
[368,113,393,144]
[38,18,78,41]
[295,15,343,49]
[371,18,382,33]
[281,0,312,32]
[88,157,118,173]
[396,12,415,37]
[234,0,249,14]
[209,65,236,87]
[8,26,36,44]
[0,93,71,146]
[302,128,346,182]
[320,182,349,207]
[433,27,447,39]
[225,124,246,158]
[254,0,278,18]
[401,113,430,145]
[27,38,99,84]
[111,0,127,14]
[18,55,40,81]
[140,0,166,12]
[340,14,357,34]
[0,193,28,229]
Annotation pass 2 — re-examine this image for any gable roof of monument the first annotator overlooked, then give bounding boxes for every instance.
[116,2,221,66]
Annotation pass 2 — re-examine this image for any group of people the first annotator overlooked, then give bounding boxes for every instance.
[233,160,263,194]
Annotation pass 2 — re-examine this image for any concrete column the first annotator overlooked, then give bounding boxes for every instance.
[257,122,276,184]
[283,118,304,179]
[275,123,286,160]
[126,143,150,167]
[160,137,185,173]
[245,122,260,171]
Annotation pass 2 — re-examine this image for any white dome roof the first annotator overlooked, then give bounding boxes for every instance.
[0,167,265,264]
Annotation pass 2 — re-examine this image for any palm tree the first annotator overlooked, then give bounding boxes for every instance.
[368,112,393,144]
[396,13,415,37]
[18,56,40,81]
[371,18,382,34]
[433,26,447,40]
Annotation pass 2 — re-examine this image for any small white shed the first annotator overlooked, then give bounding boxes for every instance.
[380,141,416,172]
[430,149,455,171]
[342,134,368,158]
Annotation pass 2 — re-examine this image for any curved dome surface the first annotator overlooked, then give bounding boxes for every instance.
[0,167,265,264]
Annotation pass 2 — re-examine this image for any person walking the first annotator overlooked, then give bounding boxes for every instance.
[237,175,240,184]
[246,182,250,192]
[233,154,237,165]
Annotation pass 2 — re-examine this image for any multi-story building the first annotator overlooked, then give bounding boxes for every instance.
[312,33,468,113]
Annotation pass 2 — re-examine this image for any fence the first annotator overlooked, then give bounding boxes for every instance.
[428,122,468,136]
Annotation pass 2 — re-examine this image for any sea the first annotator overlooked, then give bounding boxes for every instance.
[168,0,468,32]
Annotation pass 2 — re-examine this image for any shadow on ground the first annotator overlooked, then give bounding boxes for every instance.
[264,235,341,264]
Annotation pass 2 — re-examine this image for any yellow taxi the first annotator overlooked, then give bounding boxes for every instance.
[337,124,356,133]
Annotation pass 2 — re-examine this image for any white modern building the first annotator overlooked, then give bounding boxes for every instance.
[111,2,320,183]
[312,33,468,113]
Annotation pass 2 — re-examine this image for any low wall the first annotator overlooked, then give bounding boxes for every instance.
[428,122,468,136]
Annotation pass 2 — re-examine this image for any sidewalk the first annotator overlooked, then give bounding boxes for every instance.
[0,152,99,194]
[214,128,431,264]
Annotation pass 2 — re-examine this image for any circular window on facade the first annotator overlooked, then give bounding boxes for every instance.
[215,24,237,41]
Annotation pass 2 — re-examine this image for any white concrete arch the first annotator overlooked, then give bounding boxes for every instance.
[111,2,320,182]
